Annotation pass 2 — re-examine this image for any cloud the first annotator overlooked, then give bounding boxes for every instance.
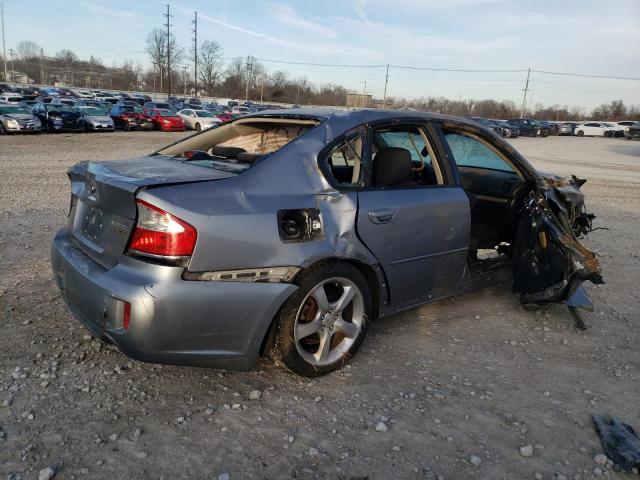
[329,16,516,58]
[270,3,337,39]
[172,3,296,48]
[83,2,137,19]
[366,0,508,9]
[172,1,377,59]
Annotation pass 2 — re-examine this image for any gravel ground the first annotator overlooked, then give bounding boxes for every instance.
[0,131,638,480]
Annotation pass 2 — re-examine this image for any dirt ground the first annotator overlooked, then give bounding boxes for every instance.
[0,131,638,480]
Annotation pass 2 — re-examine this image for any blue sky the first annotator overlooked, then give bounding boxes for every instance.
[4,0,640,108]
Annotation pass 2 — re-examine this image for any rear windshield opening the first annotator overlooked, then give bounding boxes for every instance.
[156,118,320,173]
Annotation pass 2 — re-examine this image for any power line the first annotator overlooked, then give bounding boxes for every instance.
[240,57,640,82]
[531,69,640,82]
[390,64,528,73]
[254,57,386,68]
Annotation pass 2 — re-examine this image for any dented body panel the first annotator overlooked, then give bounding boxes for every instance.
[51,108,603,370]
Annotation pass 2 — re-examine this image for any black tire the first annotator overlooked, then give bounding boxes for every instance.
[577,130,584,136]
[195,122,201,132]
[604,131,612,138]
[272,262,372,377]
[541,131,549,138]
[529,130,536,138]
[0,122,5,135]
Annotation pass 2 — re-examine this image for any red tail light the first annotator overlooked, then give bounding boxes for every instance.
[128,199,197,257]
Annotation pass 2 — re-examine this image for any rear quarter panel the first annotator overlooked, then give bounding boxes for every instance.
[138,125,380,273]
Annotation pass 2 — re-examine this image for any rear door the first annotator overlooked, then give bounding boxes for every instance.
[355,123,470,308]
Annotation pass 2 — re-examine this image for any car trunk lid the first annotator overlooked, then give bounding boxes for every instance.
[67,155,235,269]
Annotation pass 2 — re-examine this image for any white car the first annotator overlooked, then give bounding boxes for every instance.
[74,90,94,99]
[574,122,617,137]
[177,109,222,131]
[94,92,116,102]
[0,93,24,104]
[613,121,639,134]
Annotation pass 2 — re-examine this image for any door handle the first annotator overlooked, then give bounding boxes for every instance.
[368,209,395,224]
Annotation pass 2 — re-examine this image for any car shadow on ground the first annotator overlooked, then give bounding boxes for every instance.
[607,143,640,157]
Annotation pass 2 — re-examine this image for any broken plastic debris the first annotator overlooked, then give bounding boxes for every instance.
[592,414,640,472]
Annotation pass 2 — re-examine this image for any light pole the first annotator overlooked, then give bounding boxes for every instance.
[361,80,367,108]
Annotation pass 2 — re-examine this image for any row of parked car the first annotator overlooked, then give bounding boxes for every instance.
[469,116,640,139]
[0,85,280,134]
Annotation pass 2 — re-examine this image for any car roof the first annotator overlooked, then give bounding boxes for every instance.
[242,107,486,133]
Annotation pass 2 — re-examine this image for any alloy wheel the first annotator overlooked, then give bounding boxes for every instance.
[294,277,364,366]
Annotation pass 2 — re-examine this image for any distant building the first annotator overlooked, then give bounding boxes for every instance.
[346,93,374,108]
[8,71,34,84]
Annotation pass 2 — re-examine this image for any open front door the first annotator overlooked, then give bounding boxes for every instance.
[512,175,603,313]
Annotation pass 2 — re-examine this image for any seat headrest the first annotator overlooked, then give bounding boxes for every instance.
[236,152,262,163]
[210,146,246,159]
[373,147,413,186]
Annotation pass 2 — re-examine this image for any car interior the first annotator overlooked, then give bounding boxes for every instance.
[157,118,320,170]
[441,129,531,265]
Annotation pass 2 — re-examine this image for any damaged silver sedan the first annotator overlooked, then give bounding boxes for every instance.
[51,109,602,376]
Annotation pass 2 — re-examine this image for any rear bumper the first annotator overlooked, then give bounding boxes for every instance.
[51,229,297,370]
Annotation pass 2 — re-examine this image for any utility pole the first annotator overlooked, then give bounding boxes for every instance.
[163,4,172,94]
[361,80,367,108]
[39,48,44,85]
[8,47,14,82]
[260,83,264,103]
[520,68,531,118]
[152,61,157,93]
[0,0,7,82]
[192,11,198,97]
[183,66,187,95]
[245,58,252,101]
[382,64,389,108]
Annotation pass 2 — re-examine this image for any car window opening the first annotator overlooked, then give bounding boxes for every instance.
[157,118,320,173]
[442,129,532,269]
[325,127,365,187]
[370,125,444,187]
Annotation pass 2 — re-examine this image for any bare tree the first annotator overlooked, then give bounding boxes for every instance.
[145,29,166,70]
[198,40,223,96]
[166,34,185,93]
[145,29,166,90]
[16,40,41,60]
[145,29,184,93]
[55,49,77,64]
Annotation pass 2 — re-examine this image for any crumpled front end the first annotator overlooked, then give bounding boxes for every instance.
[513,174,603,306]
